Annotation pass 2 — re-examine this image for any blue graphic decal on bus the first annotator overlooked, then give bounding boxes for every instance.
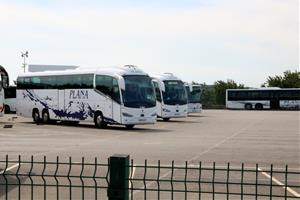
[23,89,94,120]
[22,89,118,123]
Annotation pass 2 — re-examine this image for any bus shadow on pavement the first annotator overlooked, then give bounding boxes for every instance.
[157,119,200,124]
[21,121,172,133]
[105,126,173,133]
[187,115,206,118]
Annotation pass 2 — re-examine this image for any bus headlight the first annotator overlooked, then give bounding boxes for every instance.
[122,112,133,117]
[151,113,157,117]
[163,108,171,112]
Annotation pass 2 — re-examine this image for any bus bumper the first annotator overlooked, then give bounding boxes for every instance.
[160,104,188,118]
[121,107,157,125]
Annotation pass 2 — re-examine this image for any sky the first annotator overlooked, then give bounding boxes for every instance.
[0,0,298,87]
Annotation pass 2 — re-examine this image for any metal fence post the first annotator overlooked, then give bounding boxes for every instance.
[108,154,130,200]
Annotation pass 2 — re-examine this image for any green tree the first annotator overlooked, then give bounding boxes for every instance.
[214,79,245,105]
[263,70,300,88]
[200,83,216,107]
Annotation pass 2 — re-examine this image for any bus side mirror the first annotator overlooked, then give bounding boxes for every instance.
[119,78,125,90]
[189,84,193,92]
[160,82,165,92]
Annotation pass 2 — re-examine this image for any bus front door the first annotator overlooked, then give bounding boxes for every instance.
[58,90,65,120]
[104,97,113,120]
[270,99,279,109]
[111,79,121,123]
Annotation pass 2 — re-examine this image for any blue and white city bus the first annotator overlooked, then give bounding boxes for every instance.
[151,73,188,121]
[185,83,202,113]
[16,65,157,128]
[0,65,9,117]
[226,88,300,110]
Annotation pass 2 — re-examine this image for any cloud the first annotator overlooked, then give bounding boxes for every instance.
[0,0,298,86]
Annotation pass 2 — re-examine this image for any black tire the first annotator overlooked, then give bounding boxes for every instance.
[32,109,41,123]
[163,118,170,122]
[245,104,252,110]
[255,103,263,110]
[4,105,10,114]
[125,124,135,129]
[94,113,107,128]
[42,110,50,124]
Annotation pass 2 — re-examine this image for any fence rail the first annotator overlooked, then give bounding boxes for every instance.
[0,155,299,200]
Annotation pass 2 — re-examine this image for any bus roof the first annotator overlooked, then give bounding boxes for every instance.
[18,65,149,77]
[151,73,183,82]
[184,82,201,87]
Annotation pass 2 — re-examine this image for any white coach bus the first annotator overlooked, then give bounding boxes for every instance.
[16,65,157,128]
[0,65,9,117]
[151,73,188,121]
[185,83,202,113]
[226,88,300,110]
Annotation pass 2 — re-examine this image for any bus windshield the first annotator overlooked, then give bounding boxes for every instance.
[123,75,156,108]
[189,86,201,103]
[163,80,187,105]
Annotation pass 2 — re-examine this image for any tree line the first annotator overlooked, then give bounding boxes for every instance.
[199,70,300,108]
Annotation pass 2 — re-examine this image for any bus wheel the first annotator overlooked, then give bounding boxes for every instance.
[125,124,135,129]
[255,103,263,110]
[32,109,41,123]
[42,110,50,123]
[4,105,10,114]
[163,118,170,121]
[245,104,252,110]
[94,113,107,128]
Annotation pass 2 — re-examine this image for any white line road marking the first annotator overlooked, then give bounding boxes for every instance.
[0,164,20,174]
[188,123,255,162]
[132,166,136,179]
[133,121,262,195]
[133,164,300,171]
[258,167,300,198]
[129,165,136,189]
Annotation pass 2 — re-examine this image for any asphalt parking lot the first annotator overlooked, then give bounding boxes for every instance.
[0,110,299,199]
[0,110,299,166]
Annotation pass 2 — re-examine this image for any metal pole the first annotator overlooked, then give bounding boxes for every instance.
[108,154,130,200]
[21,51,28,73]
[23,56,26,73]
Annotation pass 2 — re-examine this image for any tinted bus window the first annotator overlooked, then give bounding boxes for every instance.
[40,76,57,89]
[24,77,32,89]
[81,74,94,88]
[96,75,113,96]
[228,91,237,100]
[17,77,24,89]
[95,75,120,103]
[279,90,300,100]
[18,74,94,89]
